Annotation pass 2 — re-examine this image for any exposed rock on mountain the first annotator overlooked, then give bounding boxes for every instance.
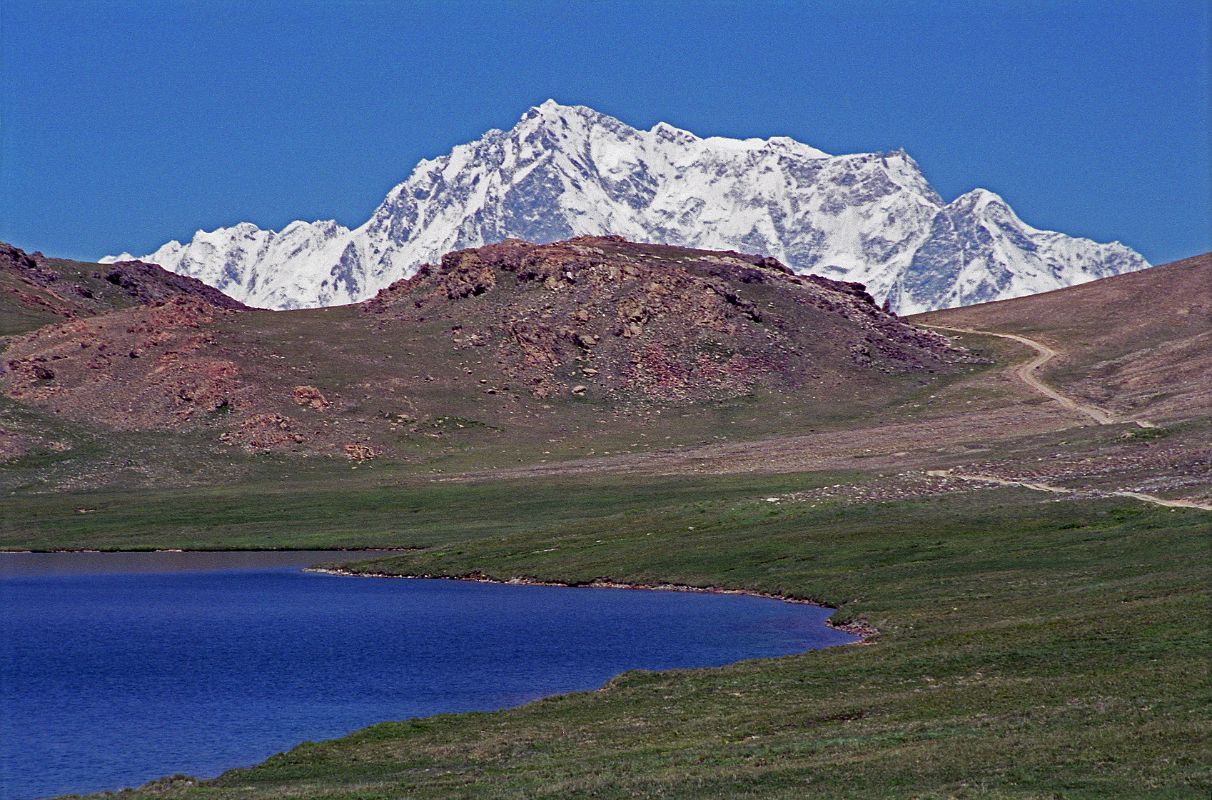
[103,102,1148,313]
[1,242,245,336]
[365,236,965,403]
[7,237,973,457]
[3,296,245,428]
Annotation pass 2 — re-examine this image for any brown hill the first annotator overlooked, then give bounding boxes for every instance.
[1,236,971,460]
[0,242,246,336]
[916,253,1211,422]
[365,237,964,401]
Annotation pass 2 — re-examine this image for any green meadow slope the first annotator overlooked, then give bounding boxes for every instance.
[64,478,1211,799]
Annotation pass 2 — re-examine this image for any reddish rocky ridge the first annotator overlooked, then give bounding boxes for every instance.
[1,242,246,328]
[4,297,245,428]
[366,236,969,403]
[2,236,973,460]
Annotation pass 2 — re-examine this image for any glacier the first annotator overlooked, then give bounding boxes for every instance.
[103,100,1149,313]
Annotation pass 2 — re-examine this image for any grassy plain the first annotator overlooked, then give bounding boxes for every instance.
[28,471,1205,799]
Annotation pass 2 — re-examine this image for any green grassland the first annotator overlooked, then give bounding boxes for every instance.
[27,471,1204,799]
[5,255,1208,798]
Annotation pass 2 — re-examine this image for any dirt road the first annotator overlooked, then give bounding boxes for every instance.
[926,469,1211,511]
[921,323,1146,427]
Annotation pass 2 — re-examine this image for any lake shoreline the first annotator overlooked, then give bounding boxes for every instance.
[0,548,876,641]
[7,551,859,799]
[307,566,879,642]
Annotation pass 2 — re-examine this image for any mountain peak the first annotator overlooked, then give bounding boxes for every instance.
[105,103,1149,313]
[521,99,604,125]
[650,120,699,144]
[951,187,1006,208]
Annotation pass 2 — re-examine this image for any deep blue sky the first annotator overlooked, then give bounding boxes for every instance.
[2,1,1208,264]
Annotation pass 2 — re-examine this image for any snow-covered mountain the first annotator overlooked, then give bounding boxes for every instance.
[103,100,1148,312]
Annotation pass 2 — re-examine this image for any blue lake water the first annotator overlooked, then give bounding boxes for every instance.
[0,551,855,800]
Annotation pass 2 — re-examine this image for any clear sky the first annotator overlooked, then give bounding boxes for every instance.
[2,0,1208,265]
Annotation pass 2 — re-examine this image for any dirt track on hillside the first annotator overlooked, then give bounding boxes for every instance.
[449,324,1209,513]
[919,324,1145,427]
[925,469,1212,512]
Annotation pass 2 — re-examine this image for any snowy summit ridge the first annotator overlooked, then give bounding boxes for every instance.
[104,100,1148,312]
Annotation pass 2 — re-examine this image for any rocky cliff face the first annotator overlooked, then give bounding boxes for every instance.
[104,101,1148,313]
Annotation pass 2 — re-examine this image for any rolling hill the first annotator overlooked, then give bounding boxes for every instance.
[916,252,1211,422]
[0,243,244,336]
[1,237,971,464]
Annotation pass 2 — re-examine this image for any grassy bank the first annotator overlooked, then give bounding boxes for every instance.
[53,475,1212,799]
[2,471,845,551]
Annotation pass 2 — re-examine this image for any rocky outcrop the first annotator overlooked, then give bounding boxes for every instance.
[1,242,246,335]
[2,297,248,429]
[97,260,247,310]
[222,413,305,451]
[367,236,969,403]
[343,443,382,461]
[292,385,330,410]
[3,236,974,460]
